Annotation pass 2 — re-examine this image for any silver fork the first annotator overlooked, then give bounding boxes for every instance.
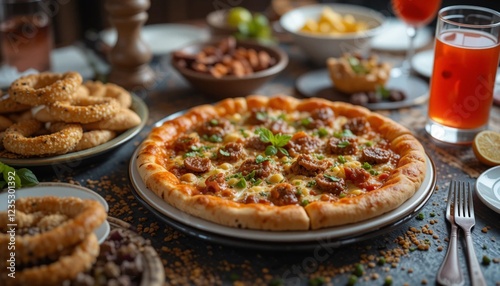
[454,181,487,286]
[437,181,464,286]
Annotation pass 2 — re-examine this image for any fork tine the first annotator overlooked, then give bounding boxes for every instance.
[454,181,460,217]
[467,182,474,217]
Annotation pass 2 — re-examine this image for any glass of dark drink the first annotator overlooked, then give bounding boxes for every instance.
[0,0,53,72]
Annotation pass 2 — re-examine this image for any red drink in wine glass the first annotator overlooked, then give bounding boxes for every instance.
[391,0,441,75]
[392,0,441,27]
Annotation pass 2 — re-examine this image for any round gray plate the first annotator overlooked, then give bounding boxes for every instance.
[296,69,429,110]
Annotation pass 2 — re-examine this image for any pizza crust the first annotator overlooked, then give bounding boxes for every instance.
[136,95,427,231]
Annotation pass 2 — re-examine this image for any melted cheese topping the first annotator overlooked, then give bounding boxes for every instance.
[164,109,398,206]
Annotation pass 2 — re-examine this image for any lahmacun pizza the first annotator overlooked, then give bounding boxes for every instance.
[136,95,426,230]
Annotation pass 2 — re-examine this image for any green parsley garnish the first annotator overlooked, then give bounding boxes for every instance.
[235,178,247,189]
[301,117,313,127]
[333,129,354,138]
[347,56,368,75]
[203,134,223,143]
[338,155,347,164]
[365,141,373,147]
[301,199,310,206]
[369,169,379,176]
[256,154,271,164]
[317,127,328,138]
[339,193,346,198]
[416,213,424,220]
[323,174,340,182]
[219,149,230,157]
[376,85,391,99]
[256,111,268,122]
[307,181,316,187]
[209,119,219,126]
[362,162,372,170]
[337,141,350,148]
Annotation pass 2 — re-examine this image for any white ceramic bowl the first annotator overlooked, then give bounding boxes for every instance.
[280,4,385,65]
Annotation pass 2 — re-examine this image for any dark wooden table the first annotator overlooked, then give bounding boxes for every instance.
[27,42,500,285]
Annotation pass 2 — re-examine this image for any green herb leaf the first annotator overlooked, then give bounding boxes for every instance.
[235,178,247,189]
[256,111,268,122]
[337,141,350,148]
[219,149,230,157]
[207,134,223,143]
[338,155,347,164]
[301,117,312,126]
[376,85,391,99]
[324,174,340,182]
[245,170,256,180]
[278,147,289,157]
[362,162,372,170]
[254,179,262,186]
[209,119,219,126]
[347,56,367,74]
[317,128,328,138]
[17,168,39,187]
[301,199,310,206]
[369,169,379,176]
[256,127,273,143]
[307,181,316,187]
[265,145,277,156]
[334,129,354,138]
[255,155,270,164]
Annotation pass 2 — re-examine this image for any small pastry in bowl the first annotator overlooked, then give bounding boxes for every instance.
[326,53,391,94]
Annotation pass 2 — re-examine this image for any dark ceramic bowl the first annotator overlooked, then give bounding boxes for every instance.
[171,40,288,98]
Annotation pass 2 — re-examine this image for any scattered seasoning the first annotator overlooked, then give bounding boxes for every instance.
[353,263,364,277]
[416,213,424,220]
[347,275,358,286]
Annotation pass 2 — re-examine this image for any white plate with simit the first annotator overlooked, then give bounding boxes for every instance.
[476,166,500,214]
[0,182,110,243]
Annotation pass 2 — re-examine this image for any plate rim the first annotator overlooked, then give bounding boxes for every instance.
[476,166,500,214]
[129,129,436,243]
[0,182,110,243]
[0,93,148,167]
[296,68,429,110]
[100,23,209,55]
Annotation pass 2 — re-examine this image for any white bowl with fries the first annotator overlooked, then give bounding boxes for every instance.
[280,4,385,65]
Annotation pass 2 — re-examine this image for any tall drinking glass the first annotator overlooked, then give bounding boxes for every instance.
[392,0,441,74]
[425,6,500,144]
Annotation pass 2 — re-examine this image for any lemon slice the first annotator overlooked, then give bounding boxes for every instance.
[472,130,500,166]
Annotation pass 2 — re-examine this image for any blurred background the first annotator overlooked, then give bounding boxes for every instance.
[53,0,500,47]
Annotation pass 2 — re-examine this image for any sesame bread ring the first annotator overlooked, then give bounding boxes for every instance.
[0,93,31,114]
[32,105,56,122]
[47,96,121,124]
[0,234,99,286]
[83,108,141,131]
[0,196,106,267]
[8,71,82,106]
[2,119,83,156]
[84,80,132,108]
[74,130,116,151]
[0,115,13,131]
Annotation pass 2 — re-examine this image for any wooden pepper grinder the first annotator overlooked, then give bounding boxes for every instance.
[105,0,155,90]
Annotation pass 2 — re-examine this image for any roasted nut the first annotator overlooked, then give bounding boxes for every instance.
[173,37,277,78]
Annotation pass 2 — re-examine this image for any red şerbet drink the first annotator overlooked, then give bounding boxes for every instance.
[428,30,500,129]
[392,0,441,27]
[0,15,53,72]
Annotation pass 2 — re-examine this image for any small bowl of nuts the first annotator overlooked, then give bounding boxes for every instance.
[171,37,288,98]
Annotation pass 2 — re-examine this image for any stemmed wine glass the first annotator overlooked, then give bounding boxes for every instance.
[391,0,441,75]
